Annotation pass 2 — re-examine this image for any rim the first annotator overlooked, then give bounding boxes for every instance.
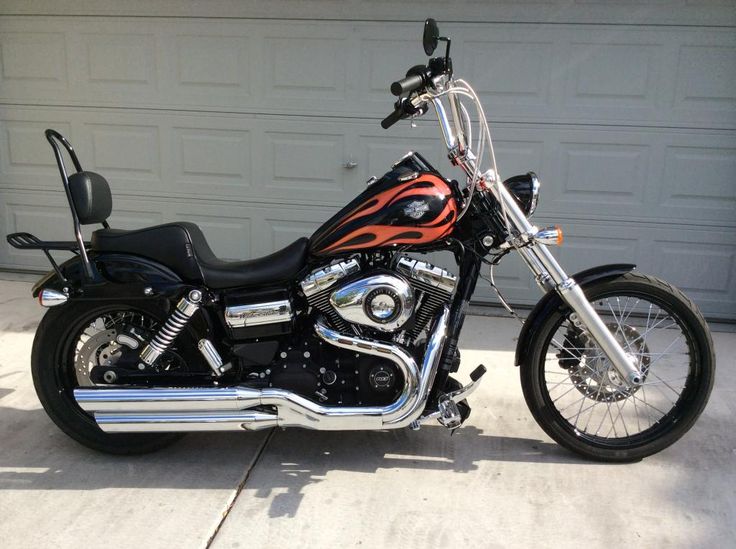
[540,290,698,447]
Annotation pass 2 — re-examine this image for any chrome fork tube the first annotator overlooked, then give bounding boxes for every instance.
[491,182,644,385]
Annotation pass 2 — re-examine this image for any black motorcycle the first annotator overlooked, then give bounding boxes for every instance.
[9,19,714,461]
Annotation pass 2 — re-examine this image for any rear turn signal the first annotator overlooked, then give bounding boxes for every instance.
[534,226,564,246]
[38,289,68,307]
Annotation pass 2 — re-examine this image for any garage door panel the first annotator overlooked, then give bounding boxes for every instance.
[647,229,736,317]
[172,127,253,195]
[0,30,68,96]
[260,25,350,111]
[259,208,334,255]
[85,123,163,191]
[0,119,73,184]
[172,34,252,100]
[1,18,733,130]
[674,44,736,119]
[79,32,157,98]
[658,144,736,221]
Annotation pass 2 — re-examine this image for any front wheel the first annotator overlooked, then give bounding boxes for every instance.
[521,272,715,462]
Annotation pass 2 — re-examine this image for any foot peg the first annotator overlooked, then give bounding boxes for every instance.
[438,397,462,429]
[417,364,487,429]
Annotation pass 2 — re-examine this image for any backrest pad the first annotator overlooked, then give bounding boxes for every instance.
[68,171,112,225]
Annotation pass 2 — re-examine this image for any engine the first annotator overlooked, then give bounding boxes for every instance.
[226,255,456,408]
[300,255,457,342]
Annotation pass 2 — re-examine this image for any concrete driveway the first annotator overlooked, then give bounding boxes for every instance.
[0,278,733,549]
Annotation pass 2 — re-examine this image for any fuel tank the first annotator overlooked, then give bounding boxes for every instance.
[310,153,458,257]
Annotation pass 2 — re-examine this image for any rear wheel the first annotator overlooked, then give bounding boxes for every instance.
[32,300,194,454]
[521,272,715,462]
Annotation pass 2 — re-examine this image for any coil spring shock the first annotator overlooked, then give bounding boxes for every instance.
[139,289,202,367]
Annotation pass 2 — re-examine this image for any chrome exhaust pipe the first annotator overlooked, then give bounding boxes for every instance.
[74,308,449,433]
[95,411,279,432]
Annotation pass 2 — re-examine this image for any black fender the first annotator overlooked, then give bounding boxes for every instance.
[32,253,189,301]
[514,264,636,367]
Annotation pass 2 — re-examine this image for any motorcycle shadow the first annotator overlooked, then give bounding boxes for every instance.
[0,403,576,494]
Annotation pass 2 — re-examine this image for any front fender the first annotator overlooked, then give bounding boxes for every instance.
[514,264,635,367]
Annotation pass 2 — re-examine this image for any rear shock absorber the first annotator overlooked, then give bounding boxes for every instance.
[138,289,202,368]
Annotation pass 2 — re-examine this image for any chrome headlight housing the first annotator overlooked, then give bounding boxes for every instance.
[504,172,540,217]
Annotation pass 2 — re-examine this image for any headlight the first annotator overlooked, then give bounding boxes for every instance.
[504,172,540,217]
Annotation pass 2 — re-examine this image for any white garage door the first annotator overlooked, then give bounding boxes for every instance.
[0,2,734,319]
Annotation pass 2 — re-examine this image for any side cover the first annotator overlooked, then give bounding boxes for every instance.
[32,253,186,300]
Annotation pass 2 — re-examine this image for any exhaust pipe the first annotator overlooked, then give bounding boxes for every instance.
[75,308,449,433]
[95,411,279,432]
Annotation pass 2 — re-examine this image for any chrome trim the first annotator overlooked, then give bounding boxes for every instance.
[391,151,417,169]
[198,339,225,376]
[300,259,360,298]
[224,300,292,328]
[38,288,68,307]
[74,307,450,433]
[329,273,415,332]
[396,256,457,294]
[431,97,456,150]
[528,172,540,216]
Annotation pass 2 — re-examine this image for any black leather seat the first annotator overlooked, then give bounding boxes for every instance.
[91,222,309,289]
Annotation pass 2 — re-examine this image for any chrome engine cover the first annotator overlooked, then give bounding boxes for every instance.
[329,272,415,332]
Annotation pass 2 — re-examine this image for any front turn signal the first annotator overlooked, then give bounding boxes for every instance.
[534,225,564,246]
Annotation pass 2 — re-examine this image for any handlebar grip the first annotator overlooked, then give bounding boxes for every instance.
[390,73,424,96]
[381,106,404,129]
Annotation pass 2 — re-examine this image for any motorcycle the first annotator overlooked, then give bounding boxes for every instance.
[8,18,714,461]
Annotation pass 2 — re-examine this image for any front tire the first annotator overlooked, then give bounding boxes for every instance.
[521,272,715,462]
[32,300,185,454]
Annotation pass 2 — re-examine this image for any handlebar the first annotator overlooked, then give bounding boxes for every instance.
[381,104,405,129]
[390,73,425,97]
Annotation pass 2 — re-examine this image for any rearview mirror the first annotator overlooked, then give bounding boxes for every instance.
[423,18,439,56]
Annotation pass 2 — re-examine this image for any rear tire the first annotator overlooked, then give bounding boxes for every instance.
[520,272,715,462]
[32,300,185,454]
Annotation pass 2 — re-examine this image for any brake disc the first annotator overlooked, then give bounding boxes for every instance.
[75,329,121,387]
[560,324,650,402]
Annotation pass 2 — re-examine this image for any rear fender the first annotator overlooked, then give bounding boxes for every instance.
[514,264,636,367]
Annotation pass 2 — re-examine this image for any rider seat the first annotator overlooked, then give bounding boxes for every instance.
[91,223,310,289]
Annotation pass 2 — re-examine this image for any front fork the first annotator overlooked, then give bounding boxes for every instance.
[492,180,644,386]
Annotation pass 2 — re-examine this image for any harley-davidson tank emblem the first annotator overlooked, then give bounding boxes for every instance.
[403,200,430,220]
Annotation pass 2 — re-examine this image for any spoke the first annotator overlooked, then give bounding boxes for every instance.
[632,390,668,418]
[648,370,684,398]
[639,375,689,387]
[612,397,630,437]
[620,297,640,326]
[641,336,685,371]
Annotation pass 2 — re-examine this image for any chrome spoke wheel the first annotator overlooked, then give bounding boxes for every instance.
[520,272,715,461]
[546,295,690,439]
